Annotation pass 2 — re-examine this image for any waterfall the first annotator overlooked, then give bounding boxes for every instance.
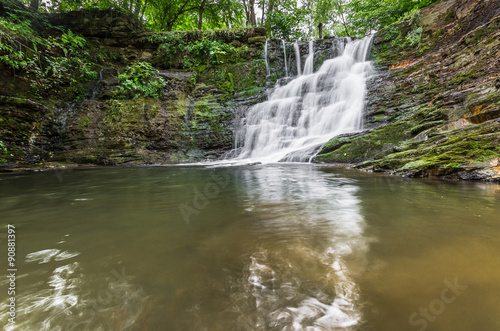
[89,68,104,99]
[233,35,374,163]
[281,39,288,77]
[293,42,302,76]
[302,41,314,75]
[335,37,350,56]
[264,39,270,78]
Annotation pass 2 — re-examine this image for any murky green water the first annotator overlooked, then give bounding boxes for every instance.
[1,164,499,330]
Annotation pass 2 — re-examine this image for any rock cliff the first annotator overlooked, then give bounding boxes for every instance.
[315,0,500,181]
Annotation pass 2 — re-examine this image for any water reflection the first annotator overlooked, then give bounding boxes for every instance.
[0,246,146,331]
[227,165,369,330]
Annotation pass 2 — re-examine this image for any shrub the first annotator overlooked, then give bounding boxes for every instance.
[114,62,167,99]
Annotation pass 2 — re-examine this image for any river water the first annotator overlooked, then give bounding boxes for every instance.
[1,165,499,330]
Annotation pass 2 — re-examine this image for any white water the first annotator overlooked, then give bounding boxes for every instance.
[293,42,302,76]
[303,41,314,75]
[234,35,374,163]
[282,39,289,77]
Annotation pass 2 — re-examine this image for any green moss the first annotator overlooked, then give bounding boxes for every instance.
[452,69,479,86]
[316,122,413,163]
[409,120,443,135]
[79,116,90,127]
[192,95,230,133]
[238,86,264,98]
[248,36,266,45]
[358,124,500,176]
[373,114,386,121]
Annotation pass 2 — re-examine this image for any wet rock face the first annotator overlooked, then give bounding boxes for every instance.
[47,58,268,166]
[316,0,500,181]
[0,2,278,168]
[0,10,270,168]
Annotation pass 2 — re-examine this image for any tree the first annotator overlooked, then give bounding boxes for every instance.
[30,0,39,11]
[265,0,305,40]
[18,0,441,36]
[241,0,256,26]
[199,0,244,29]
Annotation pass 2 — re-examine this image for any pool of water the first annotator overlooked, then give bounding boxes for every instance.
[1,164,499,330]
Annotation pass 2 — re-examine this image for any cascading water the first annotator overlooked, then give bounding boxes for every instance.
[303,41,314,75]
[264,39,270,78]
[234,35,374,163]
[293,42,302,76]
[281,39,288,77]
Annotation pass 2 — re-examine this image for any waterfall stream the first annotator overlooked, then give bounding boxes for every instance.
[264,39,270,78]
[303,41,314,75]
[234,35,374,163]
[294,42,302,76]
[281,39,288,77]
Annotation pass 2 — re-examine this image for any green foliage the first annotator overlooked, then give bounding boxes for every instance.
[153,33,186,55]
[0,140,8,164]
[13,0,442,39]
[266,2,307,40]
[187,38,233,65]
[145,0,244,31]
[0,6,97,97]
[61,30,88,51]
[149,32,249,70]
[114,62,167,99]
[406,26,423,46]
[308,0,441,37]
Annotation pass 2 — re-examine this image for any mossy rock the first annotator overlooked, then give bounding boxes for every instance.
[315,122,414,163]
[248,36,266,45]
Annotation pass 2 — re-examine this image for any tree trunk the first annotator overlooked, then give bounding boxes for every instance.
[266,0,274,26]
[318,22,323,39]
[134,0,142,16]
[30,0,39,11]
[198,0,207,30]
[249,0,256,26]
[242,0,250,25]
[140,0,148,18]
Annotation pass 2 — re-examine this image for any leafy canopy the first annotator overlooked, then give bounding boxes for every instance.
[11,0,441,39]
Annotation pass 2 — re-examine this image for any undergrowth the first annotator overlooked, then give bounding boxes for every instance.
[0,3,98,98]
[114,62,167,99]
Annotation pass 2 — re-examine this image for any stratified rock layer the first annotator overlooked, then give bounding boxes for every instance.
[315,0,500,181]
